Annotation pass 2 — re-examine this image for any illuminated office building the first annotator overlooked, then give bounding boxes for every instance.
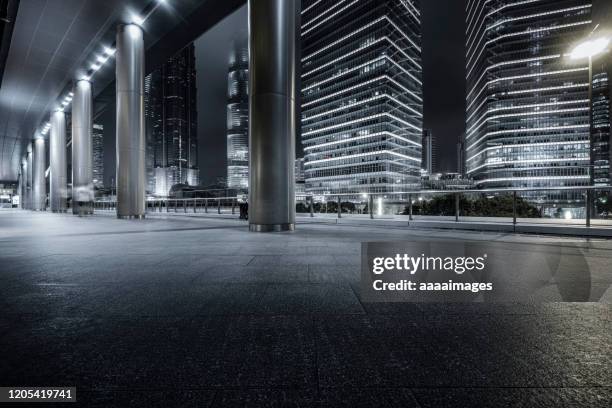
[92,123,104,188]
[226,39,249,190]
[422,129,437,175]
[465,0,595,200]
[145,43,199,196]
[301,0,423,196]
[592,68,610,186]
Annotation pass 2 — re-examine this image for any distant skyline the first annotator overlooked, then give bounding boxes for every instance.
[101,1,467,186]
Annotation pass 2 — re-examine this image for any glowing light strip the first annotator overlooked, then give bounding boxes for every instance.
[466,140,590,162]
[486,5,591,32]
[303,113,422,137]
[506,83,588,95]
[302,74,422,108]
[466,0,492,39]
[474,176,589,184]
[303,55,421,92]
[467,20,591,78]
[302,35,420,79]
[399,0,420,22]
[302,0,360,36]
[301,0,322,15]
[305,150,421,166]
[468,157,589,173]
[302,93,422,122]
[466,124,589,151]
[466,67,589,111]
[302,0,346,29]
[467,107,589,138]
[466,54,561,99]
[468,84,590,124]
[303,131,421,150]
[302,17,386,62]
[467,0,540,56]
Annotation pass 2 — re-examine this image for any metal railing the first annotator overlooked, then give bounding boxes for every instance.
[93,185,612,230]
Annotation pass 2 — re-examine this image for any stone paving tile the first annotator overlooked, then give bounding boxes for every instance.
[412,387,612,408]
[255,283,365,315]
[74,390,217,408]
[315,314,489,388]
[308,264,360,283]
[212,389,318,407]
[1,212,611,407]
[194,264,310,284]
[248,254,339,267]
[319,388,419,407]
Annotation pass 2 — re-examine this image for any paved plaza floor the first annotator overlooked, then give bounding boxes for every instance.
[1,210,611,407]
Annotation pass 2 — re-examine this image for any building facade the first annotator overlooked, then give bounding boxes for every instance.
[465,0,595,202]
[301,0,423,196]
[226,39,249,190]
[92,123,104,188]
[145,43,199,197]
[457,132,466,176]
[592,63,611,186]
[422,129,437,175]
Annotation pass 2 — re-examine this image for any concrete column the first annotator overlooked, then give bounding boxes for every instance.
[17,169,23,209]
[32,138,46,211]
[116,24,145,219]
[26,143,32,210]
[50,110,67,212]
[19,159,27,209]
[72,80,94,215]
[248,0,300,232]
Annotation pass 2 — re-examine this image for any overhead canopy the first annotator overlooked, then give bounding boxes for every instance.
[0,0,244,182]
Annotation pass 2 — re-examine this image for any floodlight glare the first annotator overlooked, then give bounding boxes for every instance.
[131,14,145,25]
[570,37,610,59]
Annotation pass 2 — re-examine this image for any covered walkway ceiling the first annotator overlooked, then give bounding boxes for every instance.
[0,0,244,182]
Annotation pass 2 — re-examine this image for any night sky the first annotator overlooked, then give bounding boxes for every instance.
[102,1,467,186]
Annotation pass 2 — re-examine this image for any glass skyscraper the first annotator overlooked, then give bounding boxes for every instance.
[92,123,104,189]
[301,0,423,196]
[465,0,595,199]
[145,43,199,196]
[226,39,249,190]
[592,67,610,186]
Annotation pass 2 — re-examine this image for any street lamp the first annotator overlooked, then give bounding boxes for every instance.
[569,36,610,225]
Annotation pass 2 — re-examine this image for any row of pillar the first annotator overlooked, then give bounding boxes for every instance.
[20,23,145,218]
[20,0,299,230]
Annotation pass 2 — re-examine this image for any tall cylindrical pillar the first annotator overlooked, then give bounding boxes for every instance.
[26,143,32,210]
[72,80,94,215]
[32,138,46,211]
[50,110,68,212]
[20,159,27,209]
[17,169,23,209]
[248,0,300,232]
[116,24,145,219]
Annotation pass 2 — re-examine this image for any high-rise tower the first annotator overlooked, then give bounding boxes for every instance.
[301,0,423,196]
[226,38,249,190]
[92,123,104,189]
[145,43,199,196]
[465,0,594,199]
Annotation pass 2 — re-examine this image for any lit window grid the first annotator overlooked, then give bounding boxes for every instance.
[302,0,422,195]
[465,0,594,196]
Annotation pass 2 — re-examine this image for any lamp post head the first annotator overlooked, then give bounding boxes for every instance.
[570,37,610,59]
